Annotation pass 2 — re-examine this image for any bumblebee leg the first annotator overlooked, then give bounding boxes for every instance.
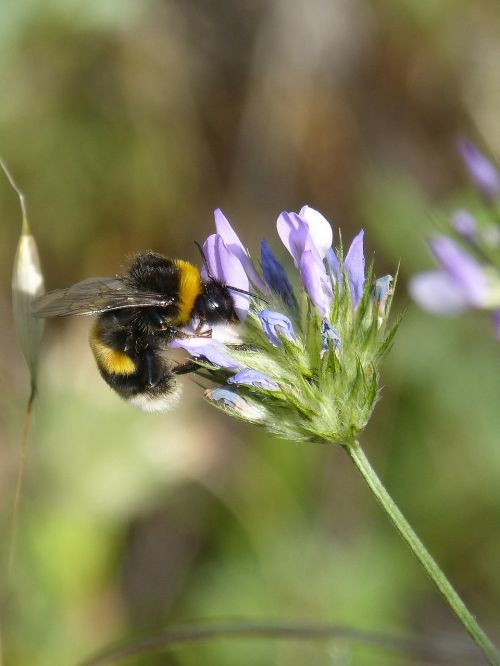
[143,349,164,387]
[197,328,212,338]
[172,328,212,340]
[194,320,213,337]
[123,330,136,353]
[171,330,190,340]
[172,361,199,376]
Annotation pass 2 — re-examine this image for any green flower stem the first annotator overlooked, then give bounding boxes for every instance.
[344,440,499,666]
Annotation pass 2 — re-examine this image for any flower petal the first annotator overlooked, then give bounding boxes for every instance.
[409,270,469,314]
[258,309,297,347]
[321,320,341,358]
[298,205,333,258]
[452,210,477,240]
[373,275,393,324]
[260,239,296,308]
[457,139,500,200]
[373,275,393,306]
[204,387,265,420]
[300,249,333,318]
[203,233,250,321]
[170,336,242,370]
[228,368,279,391]
[276,211,309,267]
[429,235,489,307]
[214,209,267,291]
[209,323,243,344]
[344,230,365,308]
[325,247,340,283]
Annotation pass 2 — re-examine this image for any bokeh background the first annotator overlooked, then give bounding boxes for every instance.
[1,1,500,664]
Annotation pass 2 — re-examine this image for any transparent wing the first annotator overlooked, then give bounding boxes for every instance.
[31,277,175,318]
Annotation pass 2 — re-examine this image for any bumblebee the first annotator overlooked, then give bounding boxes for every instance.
[32,251,244,412]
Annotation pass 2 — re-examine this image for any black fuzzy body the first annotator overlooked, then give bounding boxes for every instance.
[91,309,178,408]
[88,251,236,411]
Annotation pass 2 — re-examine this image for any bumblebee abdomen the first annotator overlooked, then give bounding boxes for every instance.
[88,317,181,412]
[89,323,136,375]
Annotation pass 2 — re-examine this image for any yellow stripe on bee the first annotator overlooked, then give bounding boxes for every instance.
[174,259,201,325]
[89,324,136,376]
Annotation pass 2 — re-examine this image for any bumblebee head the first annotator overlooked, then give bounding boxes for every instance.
[194,280,238,324]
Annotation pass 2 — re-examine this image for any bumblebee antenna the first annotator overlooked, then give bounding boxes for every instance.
[226,284,268,304]
[194,240,212,277]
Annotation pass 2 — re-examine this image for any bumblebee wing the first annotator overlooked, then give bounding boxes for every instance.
[31,277,175,317]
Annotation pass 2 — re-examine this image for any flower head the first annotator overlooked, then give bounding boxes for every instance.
[410,236,492,312]
[410,141,500,337]
[410,232,500,329]
[172,206,398,443]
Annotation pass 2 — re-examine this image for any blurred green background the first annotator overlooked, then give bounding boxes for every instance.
[1,0,500,664]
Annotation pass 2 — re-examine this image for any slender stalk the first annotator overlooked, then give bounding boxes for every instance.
[344,440,499,666]
[8,382,36,574]
[81,620,480,665]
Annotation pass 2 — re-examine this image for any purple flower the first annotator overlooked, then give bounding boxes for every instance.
[258,309,297,347]
[409,235,491,314]
[430,236,489,306]
[260,239,296,308]
[452,210,477,241]
[277,205,333,266]
[321,320,341,357]
[374,275,393,305]
[167,205,398,442]
[276,206,335,318]
[344,230,365,307]
[228,368,279,391]
[410,271,472,314]
[214,209,267,291]
[300,248,333,318]
[325,247,340,282]
[324,230,365,309]
[275,206,370,317]
[298,205,334,258]
[373,274,392,310]
[170,337,242,370]
[205,387,265,420]
[457,139,500,201]
[276,211,309,268]
[203,233,250,321]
